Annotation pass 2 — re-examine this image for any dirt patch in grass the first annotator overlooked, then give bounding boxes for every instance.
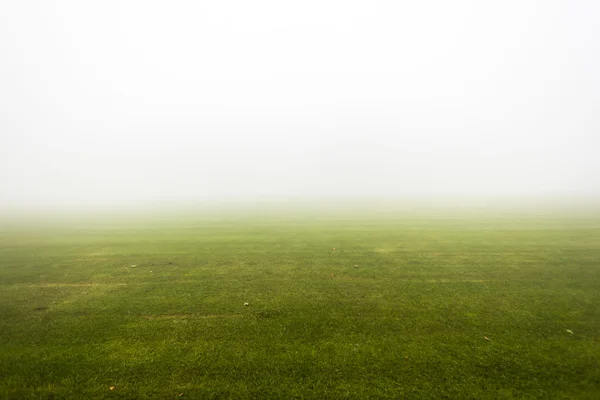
[426,279,490,283]
[34,283,128,288]
[142,314,243,320]
[374,248,394,253]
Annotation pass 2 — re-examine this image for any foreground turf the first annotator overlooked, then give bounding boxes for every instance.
[1,208,599,399]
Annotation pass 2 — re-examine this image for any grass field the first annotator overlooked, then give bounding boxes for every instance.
[1,205,599,399]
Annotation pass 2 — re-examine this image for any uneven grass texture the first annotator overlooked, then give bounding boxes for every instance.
[1,211,599,399]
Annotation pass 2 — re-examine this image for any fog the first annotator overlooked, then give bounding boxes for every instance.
[1,0,599,210]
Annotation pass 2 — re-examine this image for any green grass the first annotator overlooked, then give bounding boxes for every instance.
[1,208,599,399]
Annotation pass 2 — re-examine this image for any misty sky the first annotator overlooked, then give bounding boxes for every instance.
[1,0,599,208]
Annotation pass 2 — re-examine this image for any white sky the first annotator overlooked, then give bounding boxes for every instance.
[1,0,599,208]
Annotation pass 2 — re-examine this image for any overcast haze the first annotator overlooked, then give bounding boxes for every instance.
[1,0,599,209]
